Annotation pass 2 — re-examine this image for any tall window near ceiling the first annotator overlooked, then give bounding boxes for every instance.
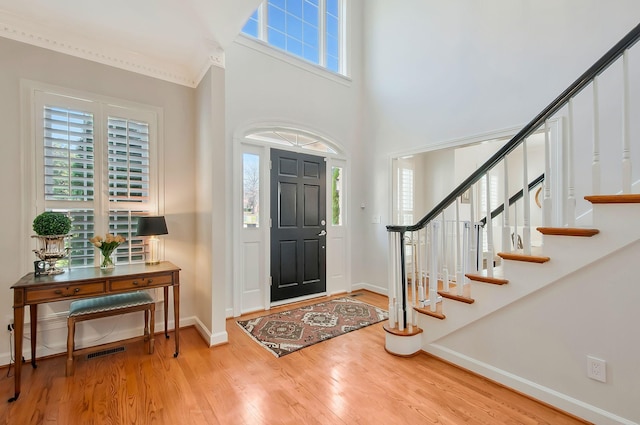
[33,90,160,268]
[241,0,344,74]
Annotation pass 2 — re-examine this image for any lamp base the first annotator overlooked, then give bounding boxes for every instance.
[147,237,161,265]
[145,260,161,265]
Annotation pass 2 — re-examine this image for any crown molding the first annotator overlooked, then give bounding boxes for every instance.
[0,10,225,88]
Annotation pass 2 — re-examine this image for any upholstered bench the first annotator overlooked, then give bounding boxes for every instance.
[66,291,155,376]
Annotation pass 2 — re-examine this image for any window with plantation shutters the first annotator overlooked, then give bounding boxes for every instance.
[108,117,150,202]
[43,106,94,202]
[33,89,160,268]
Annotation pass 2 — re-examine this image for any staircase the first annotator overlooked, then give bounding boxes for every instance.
[413,195,640,345]
[383,22,640,425]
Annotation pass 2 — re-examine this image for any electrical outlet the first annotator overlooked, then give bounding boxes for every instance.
[587,356,606,383]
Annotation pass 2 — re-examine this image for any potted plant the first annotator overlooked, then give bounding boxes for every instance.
[33,211,72,236]
[32,212,72,275]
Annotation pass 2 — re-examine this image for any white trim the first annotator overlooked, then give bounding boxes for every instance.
[234,120,348,157]
[194,316,229,347]
[0,11,210,88]
[234,35,352,87]
[270,292,328,308]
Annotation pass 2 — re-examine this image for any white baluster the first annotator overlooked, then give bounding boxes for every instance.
[469,184,477,273]
[592,78,601,195]
[476,223,484,272]
[622,50,632,193]
[502,158,511,252]
[420,227,427,307]
[522,139,531,255]
[485,172,494,276]
[414,229,421,325]
[463,221,470,288]
[387,232,396,328]
[430,221,439,312]
[456,199,465,297]
[567,99,576,226]
[441,211,449,292]
[405,233,412,332]
[543,120,553,226]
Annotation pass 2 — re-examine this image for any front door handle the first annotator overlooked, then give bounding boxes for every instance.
[318,230,327,237]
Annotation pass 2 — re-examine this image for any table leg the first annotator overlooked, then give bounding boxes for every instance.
[163,287,169,339]
[9,305,24,402]
[29,305,38,369]
[173,284,180,358]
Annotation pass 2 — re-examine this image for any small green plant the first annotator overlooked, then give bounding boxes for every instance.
[32,212,72,236]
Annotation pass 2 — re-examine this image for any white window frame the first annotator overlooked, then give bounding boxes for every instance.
[22,81,164,270]
[239,0,349,79]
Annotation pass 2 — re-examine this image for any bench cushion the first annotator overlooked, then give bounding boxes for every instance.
[69,292,154,317]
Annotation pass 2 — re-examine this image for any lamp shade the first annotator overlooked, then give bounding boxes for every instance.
[136,216,168,237]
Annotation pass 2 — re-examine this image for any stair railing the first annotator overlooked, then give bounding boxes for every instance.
[387,22,640,329]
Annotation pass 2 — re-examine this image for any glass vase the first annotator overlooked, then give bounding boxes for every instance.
[100,252,115,271]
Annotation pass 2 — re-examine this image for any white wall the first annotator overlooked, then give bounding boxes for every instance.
[0,37,197,361]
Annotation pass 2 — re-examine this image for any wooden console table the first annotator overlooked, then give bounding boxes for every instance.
[9,261,181,402]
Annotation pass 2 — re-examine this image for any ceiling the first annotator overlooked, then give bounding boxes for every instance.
[0,0,262,87]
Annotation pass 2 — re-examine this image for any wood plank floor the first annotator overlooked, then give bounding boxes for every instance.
[0,291,589,424]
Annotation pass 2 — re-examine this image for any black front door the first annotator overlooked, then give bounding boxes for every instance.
[270,149,326,302]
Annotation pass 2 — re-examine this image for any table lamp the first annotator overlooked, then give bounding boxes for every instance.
[136,216,168,264]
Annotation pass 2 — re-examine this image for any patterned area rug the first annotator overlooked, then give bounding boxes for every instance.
[236,297,388,357]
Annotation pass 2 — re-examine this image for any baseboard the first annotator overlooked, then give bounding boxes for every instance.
[352,282,388,296]
[193,316,228,347]
[425,344,636,425]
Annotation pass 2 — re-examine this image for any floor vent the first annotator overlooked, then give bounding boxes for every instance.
[87,346,126,359]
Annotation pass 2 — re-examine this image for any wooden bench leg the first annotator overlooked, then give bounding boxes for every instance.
[66,318,75,377]
[149,303,155,354]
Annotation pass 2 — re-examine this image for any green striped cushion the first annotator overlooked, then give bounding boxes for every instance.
[69,292,154,317]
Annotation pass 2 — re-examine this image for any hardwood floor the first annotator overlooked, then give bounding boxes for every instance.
[0,291,589,424]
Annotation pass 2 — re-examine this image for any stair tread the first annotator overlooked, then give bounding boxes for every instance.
[585,194,640,204]
[537,227,600,237]
[498,251,550,263]
[438,290,475,304]
[465,273,509,285]
[414,306,446,320]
